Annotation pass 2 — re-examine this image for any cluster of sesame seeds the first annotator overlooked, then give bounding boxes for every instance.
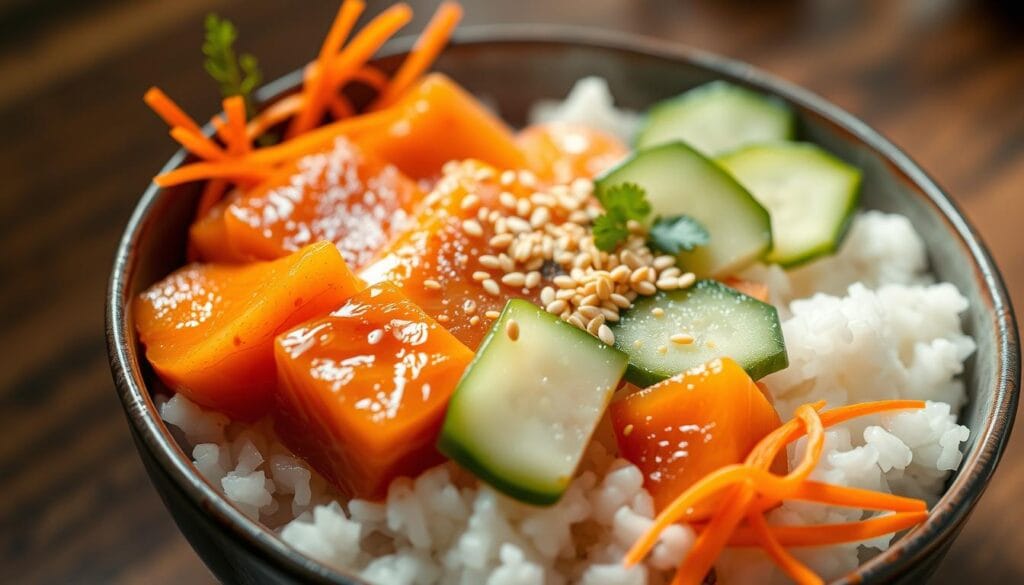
[440,162,697,346]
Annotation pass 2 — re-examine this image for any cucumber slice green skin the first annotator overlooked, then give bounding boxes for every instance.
[596,142,772,278]
[611,280,788,387]
[716,142,862,268]
[439,299,628,506]
[636,81,796,156]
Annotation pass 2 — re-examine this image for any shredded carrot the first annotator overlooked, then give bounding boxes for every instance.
[144,87,203,134]
[728,512,930,547]
[246,106,399,165]
[623,399,930,583]
[195,179,229,218]
[211,115,233,148]
[169,127,226,161]
[154,160,274,187]
[747,509,823,585]
[370,1,463,110]
[223,96,251,155]
[288,0,366,137]
[328,95,356,119]
[351,65,390,90]
[247,92,305,140]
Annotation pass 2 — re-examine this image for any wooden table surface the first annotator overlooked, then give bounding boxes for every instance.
[2,0,1022,582]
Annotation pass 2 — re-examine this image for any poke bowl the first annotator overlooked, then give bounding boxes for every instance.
[107,6,1019,585]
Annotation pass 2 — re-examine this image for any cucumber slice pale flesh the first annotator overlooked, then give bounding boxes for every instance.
[716,142,862,267]
[636,81,796,155]
[596,142,772,278]
[611,280,787,386]
[438,299,628,505]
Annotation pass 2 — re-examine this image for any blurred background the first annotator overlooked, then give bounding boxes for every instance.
[2,0,1022,582]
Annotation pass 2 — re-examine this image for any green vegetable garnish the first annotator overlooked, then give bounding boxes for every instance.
[648,215,710,255]
[593,183,652,252]
[203,14,263,116]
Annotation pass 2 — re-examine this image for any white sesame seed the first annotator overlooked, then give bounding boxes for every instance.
[629,266,649,284]
[610,265,631,283]
[516,198,532,218]
[610,293,632,308]
[556,288,576,300]
[525,271,542,288]
[657,345,668,355]
[578,305,602,320]
[499,191,517,209]
[501,272,526,287]
[485,310,500,319]
[518,170,537,187]
[598,324,615,345]
[678,272,697,289]
[472,271,490,281]
[480,255,500,269]
[462,219,483,237]
[469,315,481,326]
[671,333,695,345]
[437,314,449,323]
[656,279,679,290]
[554,275,576,289]
[507,217,532,234]
[660,267,682,279]
[546,299,568,315]
[634,281,657,296]
[460,194,480,211]
[586,315,606,335]
[581,294,601,307]
[500,170,516,186]
[423,279,441,290]
[651,307,665,317]
[653,255,676,270]
[530,207,550,228]
[596,277,612,300]
[567,314,586,329]
[368,329,383,345]
[506,319,520,341]
[601,308,619,322]
[499,254,515,272]
[482,279,500,296]
[540,286,556,306]
[489,233,513,249]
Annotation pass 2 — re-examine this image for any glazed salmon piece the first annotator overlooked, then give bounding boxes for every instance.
[358,161,546,348]
[274,282,474,499]
[133,241,362,419]
[354,73,526,179]
[517,122,628,184]
[188,138,421,268]
[610,357,784,516]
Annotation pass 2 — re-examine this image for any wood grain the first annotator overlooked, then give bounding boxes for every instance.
[1,0,1021,582]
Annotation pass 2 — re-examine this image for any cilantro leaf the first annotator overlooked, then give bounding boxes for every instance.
[592,183,652,252]
[593,213,630,252]
[203,14,263,115]
[648,215,710,255]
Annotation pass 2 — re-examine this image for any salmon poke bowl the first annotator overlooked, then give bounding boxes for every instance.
[106,3,1019,584]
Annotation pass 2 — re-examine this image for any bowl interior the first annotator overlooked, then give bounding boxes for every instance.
[112,28,1018,584]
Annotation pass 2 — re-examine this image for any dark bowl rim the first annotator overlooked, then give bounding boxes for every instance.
[106,23,1020,585]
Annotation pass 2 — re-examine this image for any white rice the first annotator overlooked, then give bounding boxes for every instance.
[158,80,973,584]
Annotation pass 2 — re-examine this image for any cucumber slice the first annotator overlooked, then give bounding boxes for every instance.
[717,143,861,267]
[611,280,787,386]
[636,81,795,155]
[596,142,772,277]
[439,299,628,505]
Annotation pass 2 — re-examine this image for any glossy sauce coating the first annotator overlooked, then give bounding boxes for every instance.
[274,282,473,498]
[518,121,628,184]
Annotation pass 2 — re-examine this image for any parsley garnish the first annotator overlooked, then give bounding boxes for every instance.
[649,215,710,255]
[203,14,263,116]
[593,183,652,252]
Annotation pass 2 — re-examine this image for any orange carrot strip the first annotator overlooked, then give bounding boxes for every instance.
[727,511,930,547]
[370,2,462,110]
[211,115,233,147]
[328,95,356,119]
[247,106,399,165]
[786,405,825,483]
[154,161,273,187]
[747,509,823,585]
[247,93,306,140]
[351,65,389,90]
[223,96,250,155]
[623,464,752,567]
[673,483,757,585]
[763,480,927,513]
[290,3,411,137]
[288,0,366,137]
[144,87,203,134]
[169,127,226,161]
[195,179,229,218]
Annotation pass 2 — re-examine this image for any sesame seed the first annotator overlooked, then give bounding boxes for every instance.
[516,198,532,218]
[632,339,643,349]
[470,315,481,326]
[601,308,619,322]
[368,329,384,345]
[489,233,513,248]
[653,255,676,270]
[671,333,695,345]
[482,279,500,296]
[499,191,517,209]
[437,314,449,323]
[578,305,602,320]
[596,277,612,300]
[556,288,576,300]
[586,315,606,335]
[501,272,526,287]
[566,314,585,329]
[634,281,657,296]
[472,271,490,281]
[518,170,537,187]
[610,265,631,283]
[498,254,515,272]
[656,278,679,290]
[660,267,682,279]
[610,293,632,308]
[678,272,697,289]
[598,324,615,345]
[629,266,649,283]
[525,271,542,288]
[480,255,500,269]
[657,345,668,355]
[623,424,634,436]
[460,194,480,211]
[506,319,520,341]
[507,217,532,234]
[530,206,550,228]
[581,294,601,307]
[651,307,665,317]
[485,310,501,319]
[554,275,576,289]
[424,279,441,290]
[462,219,483,237]
[546,299,568,315]
[540,286,556,306]
[500,170,516,186]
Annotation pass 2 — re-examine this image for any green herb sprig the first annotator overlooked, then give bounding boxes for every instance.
[203,14,263,116]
